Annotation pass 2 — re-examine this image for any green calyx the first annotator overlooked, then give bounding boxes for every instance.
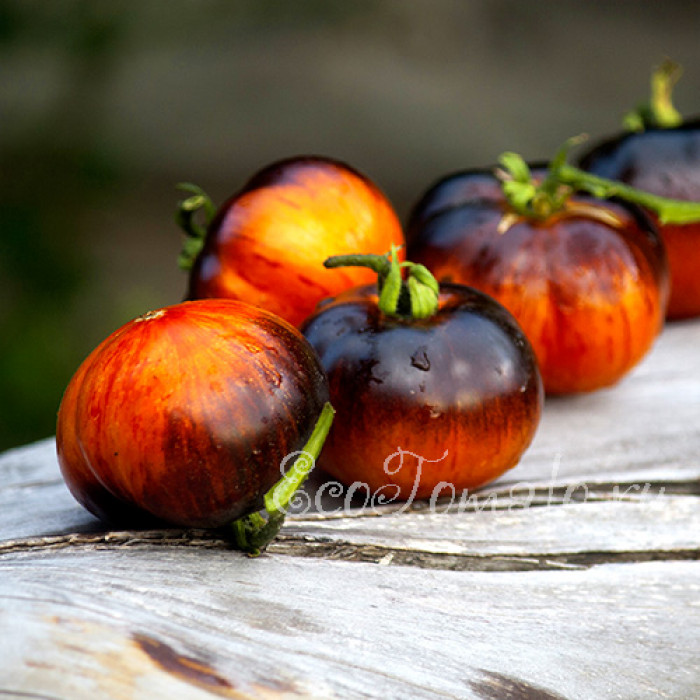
[175,183,216,271]
[497,137,582,223]
[623,59,683,132]
[497,135,700,226]
[232,402,335,557]
[324,245,440,320]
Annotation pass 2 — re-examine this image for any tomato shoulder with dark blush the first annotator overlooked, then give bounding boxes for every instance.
[578,121,700,197]
[406,165,551,244]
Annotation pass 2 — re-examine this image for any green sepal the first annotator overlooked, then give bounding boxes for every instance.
[407,276,438,319]
[499,152,531,183]
[175,183,216,271]
[407,263,440,296]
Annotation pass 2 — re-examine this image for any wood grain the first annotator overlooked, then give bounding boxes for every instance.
[0,549,697,699]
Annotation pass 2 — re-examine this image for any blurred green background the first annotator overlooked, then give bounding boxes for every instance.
[2,0,700,451]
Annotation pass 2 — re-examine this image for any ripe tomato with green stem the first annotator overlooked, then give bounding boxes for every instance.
[301,248,543,500]
[579,60,700,319]
[177,155,405,328]
[405,137,700,394]
[56,299,334,555]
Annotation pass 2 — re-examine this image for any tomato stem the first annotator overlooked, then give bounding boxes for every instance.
[557,164,700,225]
[496,138,580,223]
[497,136,700,226]
[231,402,335,556]
[324,247,440,319]
[175,183,216,271]
[622,59,683,132]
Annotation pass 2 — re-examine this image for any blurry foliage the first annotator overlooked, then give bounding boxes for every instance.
[0,0,370,451]
[0,1,127,450]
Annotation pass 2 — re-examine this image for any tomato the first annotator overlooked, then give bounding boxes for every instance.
[580,122,700,320]
[301,252,543,500]
[56,299,331,534]
[406,162,670,394]
[575,61,700,319]
[181,156,405,328]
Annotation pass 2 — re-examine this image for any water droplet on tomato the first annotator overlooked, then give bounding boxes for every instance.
[266,368,283,388]
[410,347,431,371]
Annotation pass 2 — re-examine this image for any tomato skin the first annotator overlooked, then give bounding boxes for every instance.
[579,121,700,319]
[406,170,669,394]
[405,165,549,245]
[301,284,543,499]
[56,300,329,528]
[188,156,404,328]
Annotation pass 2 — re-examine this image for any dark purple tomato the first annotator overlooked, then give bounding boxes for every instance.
[406,168,669,394]
[301,283,543,500]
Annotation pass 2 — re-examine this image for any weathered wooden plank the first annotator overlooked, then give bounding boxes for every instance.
[0,318,698,700]
[0,548,697,699]
[276,496,700,562]
[504,317,700,487]
[0,439,101,541]
[0,435,697,548]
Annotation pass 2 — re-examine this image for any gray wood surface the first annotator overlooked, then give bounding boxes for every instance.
[1,319,699,699]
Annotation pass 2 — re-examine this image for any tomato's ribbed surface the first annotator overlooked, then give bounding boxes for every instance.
[407,170,668,394]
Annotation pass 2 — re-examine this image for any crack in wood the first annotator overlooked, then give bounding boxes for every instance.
[0,530,231,555]
[268,536,700,572]
[0,529,697,573]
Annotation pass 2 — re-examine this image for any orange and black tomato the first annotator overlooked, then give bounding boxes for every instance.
[56,299,330,530]
[181,156,405,328]
[302,251,543,499]
[406,156,670,395]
